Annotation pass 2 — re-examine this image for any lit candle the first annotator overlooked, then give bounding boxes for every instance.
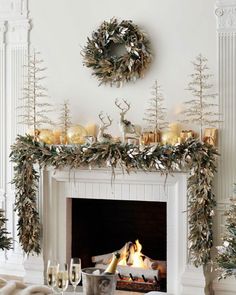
[169,122,182,136]
[161,131,178,145]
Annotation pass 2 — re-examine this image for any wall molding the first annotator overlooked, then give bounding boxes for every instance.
[216,0,236,30]
[0,0,28,20]
[0,0,29,278]
[213,0,236,294]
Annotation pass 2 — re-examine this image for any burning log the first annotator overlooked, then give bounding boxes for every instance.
[92,240,165,293]
[95,263,159,280]
[92,240,166,278]
[92,242,132,264]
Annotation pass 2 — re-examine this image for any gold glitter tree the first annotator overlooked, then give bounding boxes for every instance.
[180,54,220,139]
[143,80,168,132]
[18,50,52,136]
[58,100,72,141]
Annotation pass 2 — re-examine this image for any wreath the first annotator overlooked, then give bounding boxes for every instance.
[82,18,152,86]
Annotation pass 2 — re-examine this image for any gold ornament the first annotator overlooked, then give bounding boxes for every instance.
[38,129,54,144]
[67,125,87,144]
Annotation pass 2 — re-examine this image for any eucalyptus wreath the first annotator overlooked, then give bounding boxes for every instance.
[82,18,152,86]
[11,135,218,267]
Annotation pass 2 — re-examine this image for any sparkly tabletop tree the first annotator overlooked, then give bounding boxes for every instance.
[216,185,236,279]
[143,80,168,132]
[180,54,220,139]
[0,209,12,250]
[58,100,72,144]
[18,51,52,137]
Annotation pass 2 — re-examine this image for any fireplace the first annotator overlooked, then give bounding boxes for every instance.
[71,198,167,292]
[23,168,208,295]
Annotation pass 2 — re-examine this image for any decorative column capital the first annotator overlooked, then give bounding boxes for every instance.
[8,19,31,44]
[0,0,28,20]
[0,21,6,44]
[216,0,236,31]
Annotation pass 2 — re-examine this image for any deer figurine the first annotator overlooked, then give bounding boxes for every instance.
[115,99,141,143]
[97,112,113,143]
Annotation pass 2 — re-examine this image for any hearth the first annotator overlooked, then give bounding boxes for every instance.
[71,198,167,292]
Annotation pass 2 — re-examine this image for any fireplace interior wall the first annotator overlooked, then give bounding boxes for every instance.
[71,198,167,269]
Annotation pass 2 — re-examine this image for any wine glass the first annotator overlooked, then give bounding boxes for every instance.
[69,258,81,294]
[56,263,69,295]
[46,260,59,293]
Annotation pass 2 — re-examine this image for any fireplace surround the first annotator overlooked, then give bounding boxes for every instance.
[23,168,208,295]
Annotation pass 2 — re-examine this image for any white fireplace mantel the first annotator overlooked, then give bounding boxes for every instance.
[23,168,208,295]
[0,1,235,294]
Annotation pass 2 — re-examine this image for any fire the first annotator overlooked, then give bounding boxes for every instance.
[118,240,147,269]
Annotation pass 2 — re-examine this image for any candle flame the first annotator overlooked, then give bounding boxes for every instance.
[118,240,147,269]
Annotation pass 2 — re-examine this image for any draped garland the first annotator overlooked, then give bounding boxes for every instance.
[10,135,218,267]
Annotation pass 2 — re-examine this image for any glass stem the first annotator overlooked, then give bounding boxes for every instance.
[74,285,76,294]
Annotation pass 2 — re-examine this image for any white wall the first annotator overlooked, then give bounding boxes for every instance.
[29,0,217,135]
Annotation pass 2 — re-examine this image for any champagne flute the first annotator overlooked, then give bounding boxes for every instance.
[56,263,69,295]
[47,260,58,293]
[69,258,81,294]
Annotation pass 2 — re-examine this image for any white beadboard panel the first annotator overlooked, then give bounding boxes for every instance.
[114,183,122,199]
[61,170,173,203]
[136,184,145,200]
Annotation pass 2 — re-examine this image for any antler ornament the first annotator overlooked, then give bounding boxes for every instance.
[115,99,141,143]
[97,112,113,143]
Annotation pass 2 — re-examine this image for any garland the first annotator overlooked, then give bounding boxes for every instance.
[10,135,218,267]
[82,18,152,86]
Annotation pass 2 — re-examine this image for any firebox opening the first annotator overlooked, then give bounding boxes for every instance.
[71,198,167,292]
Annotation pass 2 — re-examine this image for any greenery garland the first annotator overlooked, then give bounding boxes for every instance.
[10,135,218,267]
[82,18,152,86]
